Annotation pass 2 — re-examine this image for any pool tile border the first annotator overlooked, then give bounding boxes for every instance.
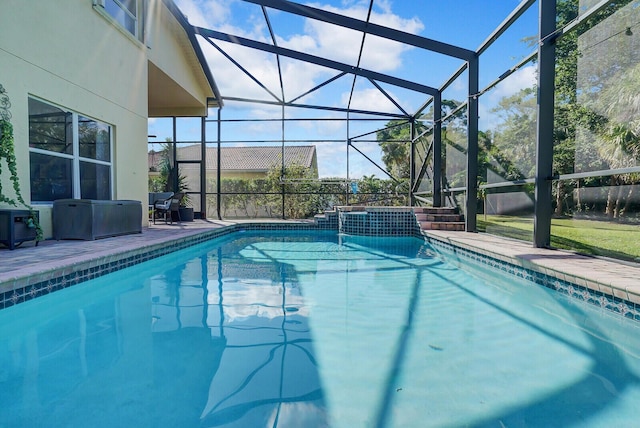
[423,232,640,322]
[1,220,637,323]
[338,208,420,236]
[0,223,316,310]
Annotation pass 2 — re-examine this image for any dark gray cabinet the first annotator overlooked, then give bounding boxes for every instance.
[53,199,142,240]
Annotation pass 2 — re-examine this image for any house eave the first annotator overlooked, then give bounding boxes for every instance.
[163,0,222,109]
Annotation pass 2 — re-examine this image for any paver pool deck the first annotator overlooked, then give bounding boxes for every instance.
[1,219,639,308]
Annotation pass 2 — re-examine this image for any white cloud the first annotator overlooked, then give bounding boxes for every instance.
[371,0,393,14]
[341,87,405,113]
[169,0,417,179]
[181,0,424,103]
[200,40,282,100]
[315,118,347,136]
[451,77,466,93]
[313,139,385,179]
[213,279,309,322]
[182,0,268,38]
[487,64,536,102]
[316,141,348,177]
[479,64,537,131]
[266,403,328,428]
[282,3,424,73]
[176,0,231,28]
[281,61,337,103]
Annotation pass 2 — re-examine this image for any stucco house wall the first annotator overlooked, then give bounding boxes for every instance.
[147,1,214,117]
[0,0,216,237]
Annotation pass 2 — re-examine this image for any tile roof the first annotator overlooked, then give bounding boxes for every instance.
[149,145,317,172]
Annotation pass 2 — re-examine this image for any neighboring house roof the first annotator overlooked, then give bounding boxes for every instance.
[210,145,317,172]
[149,145,318,174]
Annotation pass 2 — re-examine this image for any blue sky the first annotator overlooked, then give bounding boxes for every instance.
[149,0,539,178]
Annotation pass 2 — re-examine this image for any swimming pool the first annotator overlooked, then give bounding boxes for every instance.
[1,230,639,427]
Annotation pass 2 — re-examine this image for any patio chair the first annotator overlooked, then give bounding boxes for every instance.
[148,192,170,220]
[153,192,183,224]
[149,192,173,221]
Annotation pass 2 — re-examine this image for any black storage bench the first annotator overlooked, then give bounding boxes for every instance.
[53,199,142,240]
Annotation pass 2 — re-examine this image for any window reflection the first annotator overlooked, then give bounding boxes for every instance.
[28,98,72,155]
[80,161,111,200]
[103,0,137,37]
[29,153,73,201]
[79,116,111,162]
[28,97,112,202]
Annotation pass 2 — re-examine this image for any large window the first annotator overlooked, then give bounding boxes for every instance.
[29,98,112,202]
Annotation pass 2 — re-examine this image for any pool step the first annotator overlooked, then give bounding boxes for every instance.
[417,221,466,231]
[413,206,459,215]
[314,208,339,228]
[413,207,465,231]
[414,213,462,222]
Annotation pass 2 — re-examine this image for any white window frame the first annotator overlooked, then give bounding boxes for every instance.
[93,0,144,43]
[29,97,114,203]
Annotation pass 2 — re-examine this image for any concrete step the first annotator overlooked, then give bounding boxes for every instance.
[418,221,466,231]
[415,213,464,222]
[413,206,459,215]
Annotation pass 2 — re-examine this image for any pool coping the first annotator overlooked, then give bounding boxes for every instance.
[422,230,640,321]
[0,222,318,309]
[1,220,639,322]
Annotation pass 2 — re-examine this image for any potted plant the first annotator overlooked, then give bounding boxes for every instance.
[0,84,43,244]
[176,174,194,222]
[152,143,194,221]
[178,204,194,222]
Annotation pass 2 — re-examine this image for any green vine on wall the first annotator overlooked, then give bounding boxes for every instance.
[0,84,43,241]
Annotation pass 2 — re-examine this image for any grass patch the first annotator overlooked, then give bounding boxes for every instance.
[477,215,640,262]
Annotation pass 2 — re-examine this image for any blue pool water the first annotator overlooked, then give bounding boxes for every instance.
[1,231,640,427]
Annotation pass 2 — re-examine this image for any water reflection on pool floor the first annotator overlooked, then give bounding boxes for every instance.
[1,231,640,427]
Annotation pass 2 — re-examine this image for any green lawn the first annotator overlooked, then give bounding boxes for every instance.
[477,215,640,262]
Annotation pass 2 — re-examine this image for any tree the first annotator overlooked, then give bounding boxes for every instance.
[440,100,468,199]
[489,87,538,181]
[570,0,640,218]
[500,0,637,217]
[376,120,413,180]
[276,163,321,218]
